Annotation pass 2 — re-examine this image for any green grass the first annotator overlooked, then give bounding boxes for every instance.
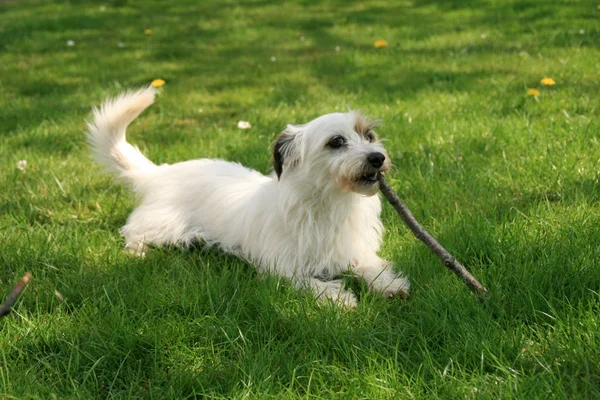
[1,0,599,398]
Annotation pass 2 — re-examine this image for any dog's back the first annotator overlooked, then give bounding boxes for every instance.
[87,87,274,251]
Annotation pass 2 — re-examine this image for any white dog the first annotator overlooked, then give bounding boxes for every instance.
[87,87,409,307]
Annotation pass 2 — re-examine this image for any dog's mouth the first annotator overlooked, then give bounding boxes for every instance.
[357,171,379,185]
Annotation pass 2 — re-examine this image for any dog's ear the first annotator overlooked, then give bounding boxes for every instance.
[272,125,299,180]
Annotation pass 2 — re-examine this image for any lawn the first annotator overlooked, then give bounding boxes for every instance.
[1,0,599,398]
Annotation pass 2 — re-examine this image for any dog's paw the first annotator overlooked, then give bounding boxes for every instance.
[123,242,147,257]
[370,273,410,299]
[383,279,410,299]
[309,279,358,309]
[316,290,357,310]
[329,290,358,309]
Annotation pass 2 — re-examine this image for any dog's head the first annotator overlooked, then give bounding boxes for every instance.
[272,111,391,196]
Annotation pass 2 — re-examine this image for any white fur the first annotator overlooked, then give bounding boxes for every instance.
[87,86,410,307]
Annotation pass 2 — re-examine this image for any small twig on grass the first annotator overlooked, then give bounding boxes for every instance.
[0,273,33,318]
[377,174,489,302]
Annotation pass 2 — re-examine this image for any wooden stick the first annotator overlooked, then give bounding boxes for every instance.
[377,174,489,302]
[0,273,32,318]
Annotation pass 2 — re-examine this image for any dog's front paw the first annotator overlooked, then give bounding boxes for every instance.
[124,241,148,257]
[327,289,358,309]
[379,276,410,299]
[308,279,358,309]
[369,271,410,299]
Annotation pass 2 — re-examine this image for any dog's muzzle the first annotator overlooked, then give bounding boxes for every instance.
[359,171,379,184]
[357,152,388,185]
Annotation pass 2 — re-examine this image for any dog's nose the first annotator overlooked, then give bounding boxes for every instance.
[367,152,385,169]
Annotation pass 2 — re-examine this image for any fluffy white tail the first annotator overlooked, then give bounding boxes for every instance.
[87,86,157,175]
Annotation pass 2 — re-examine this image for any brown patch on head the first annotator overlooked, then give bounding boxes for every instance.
[353,114,379,142]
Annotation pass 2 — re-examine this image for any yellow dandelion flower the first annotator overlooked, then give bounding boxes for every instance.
[151,79,165,87]
[374,40,388,48]
[144,28,152,36]
[540,77,556,86]
[526,88,540,97]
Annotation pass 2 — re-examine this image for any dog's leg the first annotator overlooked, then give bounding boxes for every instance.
[123,238,148,257]
[121,222,152,257]
[120,205,189,257]
[288,275,357,308]
[306,278,358,308]
[352,257,410,298]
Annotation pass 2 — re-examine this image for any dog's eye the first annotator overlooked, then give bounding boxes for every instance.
[327,136,346,149]
[365,131,376,142]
